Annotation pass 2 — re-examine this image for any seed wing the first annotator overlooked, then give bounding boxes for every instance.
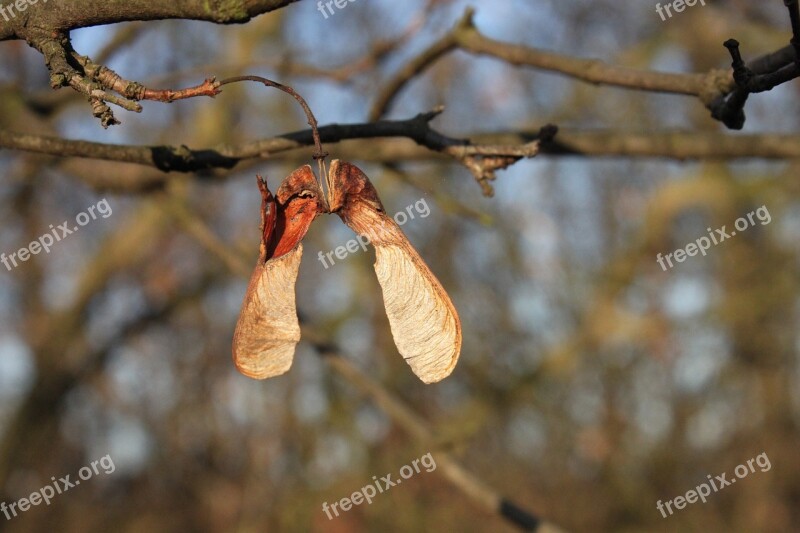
[373,241,461,383]
[328,159,461,383]
[232,244,303,379]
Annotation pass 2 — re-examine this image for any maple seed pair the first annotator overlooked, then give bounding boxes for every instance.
[232,161,462,384]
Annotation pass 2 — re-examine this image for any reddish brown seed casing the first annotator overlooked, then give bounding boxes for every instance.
[232,166,324,379]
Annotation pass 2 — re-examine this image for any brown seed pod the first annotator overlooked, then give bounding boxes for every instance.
[233,160,461,383]
[232,166,324,379]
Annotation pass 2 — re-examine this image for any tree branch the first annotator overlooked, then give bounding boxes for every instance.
[3,114,800,190]
[3,0,298,125]
[0,109,558,195]
[1,0,299,41]
[369,6,800,130]
[369,8,732,121]
[711,1,800,128]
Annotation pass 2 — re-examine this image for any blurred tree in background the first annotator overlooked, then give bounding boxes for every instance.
[0,1,799,531]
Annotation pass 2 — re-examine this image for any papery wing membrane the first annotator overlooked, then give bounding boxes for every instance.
[233,245,303,379]
[329,160,462,383]
[374,241,462,383]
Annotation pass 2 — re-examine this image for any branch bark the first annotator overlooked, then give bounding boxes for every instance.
[1,0,298,125]
[0,0,299,41]
[368,8,733,122]
[0,109,558,195]
[368,7,799,130]
[3,117,800,188]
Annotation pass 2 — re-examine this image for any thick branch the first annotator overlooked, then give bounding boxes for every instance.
[3,0,298,125]
[3,119,800,178]
[1,0,299,41]
[0,109,557,195]
[713,2,800,129]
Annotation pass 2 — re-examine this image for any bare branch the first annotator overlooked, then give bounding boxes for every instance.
[4,0,298,125]
[1,0,299,41]
[369,8,733,121]
[370,7,800,130]
[1,109,560,195]
[368,13,464,121]
[712,1,800,128]
[4,116,800,180]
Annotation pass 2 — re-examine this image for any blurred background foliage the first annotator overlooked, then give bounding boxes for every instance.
[0,0,799,531]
